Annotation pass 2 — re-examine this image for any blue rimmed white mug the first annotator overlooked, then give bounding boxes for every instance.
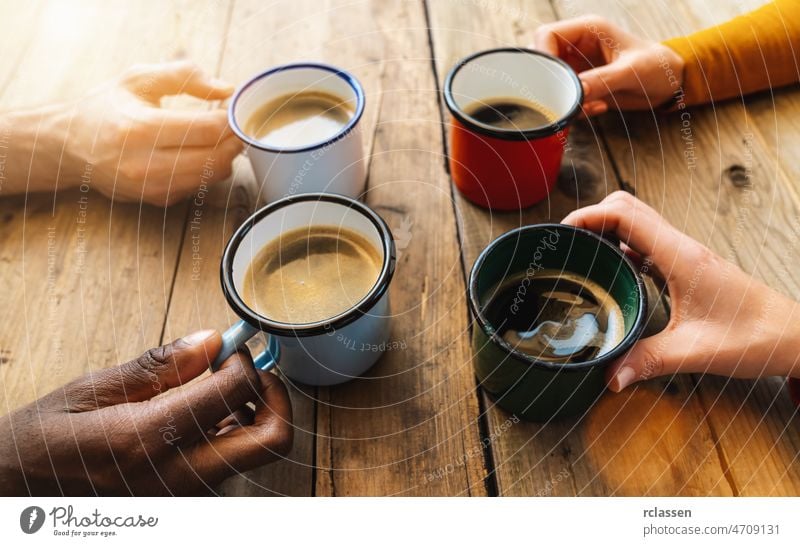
[212,193,396,386]
[229,63,366,203]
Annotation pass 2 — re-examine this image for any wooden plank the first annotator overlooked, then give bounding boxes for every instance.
[427,0,732,495]
[551,0,800,495]
[0,0,228,427]
[308,0,485,496]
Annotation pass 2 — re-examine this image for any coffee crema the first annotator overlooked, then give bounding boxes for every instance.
[241,225,382,324]
[244,90,355,148]
[482,269,625,363]
[464,96,556,130]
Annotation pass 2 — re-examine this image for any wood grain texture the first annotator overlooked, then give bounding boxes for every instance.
[2,0,797,498]
[0,0,227,414]
[426,0,732,496]
[551,0,800,495]
[310,0,486,496]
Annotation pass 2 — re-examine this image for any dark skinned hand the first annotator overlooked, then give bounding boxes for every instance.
[0,330,292,495]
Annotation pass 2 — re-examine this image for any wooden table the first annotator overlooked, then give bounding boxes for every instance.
[2,0,799,496]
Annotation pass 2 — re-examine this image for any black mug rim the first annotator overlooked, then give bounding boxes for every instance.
[468,223,647,372]
[443,47,584,141]
[220,193,396,337]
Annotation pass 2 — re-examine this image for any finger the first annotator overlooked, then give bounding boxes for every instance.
[188,371,293,483]
[146,108,233,147]
[532,16,622,69]
[532,18,600,58]
[251,371,292,431]
[54,330,222,411]
[215,407,256,436]
[530,31,559,56]
[122,60,235,101]
[155,351,263,439]
[606,335,666,392]
[580,88,666,112]
[605,333,675,392]
[133,134,241,179]
[561,191,683,268]
[620,241,645,269]
[582,99,608,117]
[166,135,243,176]
[138,138,241,206]
[579,63,633,103]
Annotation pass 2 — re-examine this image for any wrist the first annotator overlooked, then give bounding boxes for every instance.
[0,417,27,495]
[655,43,686,110]
[767,296,800,378]
[3,103,81,193]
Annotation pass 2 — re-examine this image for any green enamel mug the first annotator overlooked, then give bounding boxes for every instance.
[468,224,647,422]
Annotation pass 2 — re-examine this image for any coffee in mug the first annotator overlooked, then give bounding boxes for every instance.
[243,90,356,149]
[229,64,366,204]
[481,269,625,364]
[464,97,556,131]
[241,225,382,324]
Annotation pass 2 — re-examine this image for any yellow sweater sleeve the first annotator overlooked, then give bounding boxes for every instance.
[663,0,800,106]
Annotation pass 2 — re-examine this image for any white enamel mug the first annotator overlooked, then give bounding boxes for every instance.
[212,193,396,386]
[228,63,367,203]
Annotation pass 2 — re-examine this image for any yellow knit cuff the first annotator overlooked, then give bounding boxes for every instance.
[662,36,708,106]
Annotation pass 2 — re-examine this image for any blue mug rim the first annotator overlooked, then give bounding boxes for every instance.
[228,62,366,154]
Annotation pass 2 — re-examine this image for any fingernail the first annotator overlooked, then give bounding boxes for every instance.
[181,329,216,346]
[581,79,591,96]
[612,366,637,392]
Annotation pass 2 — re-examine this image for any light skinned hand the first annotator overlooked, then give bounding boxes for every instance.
[1,60,242,205]
[562,191,800,392]
[531,15,685,116]
[65,60,243,205]
[0,330,293,495]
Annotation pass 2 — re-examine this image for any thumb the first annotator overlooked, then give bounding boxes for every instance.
[579,61,631,103]
[57,330,223,411]
[605,332,676,392]
[122,60,235,101]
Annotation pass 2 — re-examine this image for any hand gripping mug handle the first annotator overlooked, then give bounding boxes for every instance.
[211,319,279,372]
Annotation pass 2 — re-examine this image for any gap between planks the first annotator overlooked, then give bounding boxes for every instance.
[157,0,237,348]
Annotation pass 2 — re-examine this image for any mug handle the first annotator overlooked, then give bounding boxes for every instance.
[211,319,279,372]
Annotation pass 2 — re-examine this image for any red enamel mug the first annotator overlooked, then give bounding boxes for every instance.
[444,48,583,210]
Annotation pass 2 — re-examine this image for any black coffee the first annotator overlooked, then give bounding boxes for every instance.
[465,97,555,130]
[481,270,625,363]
